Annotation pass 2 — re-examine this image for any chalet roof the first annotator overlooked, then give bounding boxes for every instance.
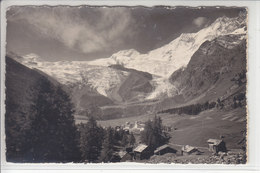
[154,144,171,153]
[207,139,223,146]
[133,144,148,153]
[181,145,197,153]
[118,150,127,158]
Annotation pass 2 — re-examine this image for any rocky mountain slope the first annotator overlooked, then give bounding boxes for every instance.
[169,34,246,105]
[99,33,247,119]
[87,15,246,99]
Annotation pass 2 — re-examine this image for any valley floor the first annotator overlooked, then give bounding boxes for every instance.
[97,107,247,149]
[77,106,247,164]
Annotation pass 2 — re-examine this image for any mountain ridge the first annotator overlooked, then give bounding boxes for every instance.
[7,15,247,120]
[88,15,246,77]
[8,15,246,101]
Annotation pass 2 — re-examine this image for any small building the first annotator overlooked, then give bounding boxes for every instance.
[118,150,133,162]
[207,139,227,153]
[115,126,122,131]
[133,144,152,160]
[181,145,198,156]
[123,121,145,134]
[162,126,172,132]
[109,153,121,162]
[154,144,177,155]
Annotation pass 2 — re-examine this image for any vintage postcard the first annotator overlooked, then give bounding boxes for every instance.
[1,1,255,169]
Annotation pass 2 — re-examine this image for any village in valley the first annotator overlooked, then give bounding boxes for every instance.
[94,114,246,164]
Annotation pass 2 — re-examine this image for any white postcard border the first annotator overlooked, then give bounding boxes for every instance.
[1,0,259,172]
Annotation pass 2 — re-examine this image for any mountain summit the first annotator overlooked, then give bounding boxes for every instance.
[88,15,246,77]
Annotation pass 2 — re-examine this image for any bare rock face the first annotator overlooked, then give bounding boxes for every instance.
[170,34,246,104]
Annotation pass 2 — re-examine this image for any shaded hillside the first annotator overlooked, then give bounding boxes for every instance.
[6,52,115,119]
[5,56,54,160]
[109,65,153,102]
[170,34,246,105]
[5,56,81,162]
[109,64,152,80]
[5,56,50,118]
[6,52,61,87]
[5,55,53,159]
[69,83,114,118]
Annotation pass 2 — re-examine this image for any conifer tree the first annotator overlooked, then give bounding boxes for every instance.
[28,78,81,162]
[100,127,114,162]
[121,133,129,146]
[141,115,166,150]
[78,116,104,162]
[141,119,153,145]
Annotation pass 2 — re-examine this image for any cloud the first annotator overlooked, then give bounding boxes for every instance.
[7,6,136,54]
[192,17,207,27]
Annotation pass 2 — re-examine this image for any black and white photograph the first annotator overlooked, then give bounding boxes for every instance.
[3,5,248,164]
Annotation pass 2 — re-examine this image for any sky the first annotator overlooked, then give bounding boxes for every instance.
[6,6,245,61]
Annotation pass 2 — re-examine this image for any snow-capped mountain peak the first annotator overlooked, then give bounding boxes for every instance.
[88,15,246,78]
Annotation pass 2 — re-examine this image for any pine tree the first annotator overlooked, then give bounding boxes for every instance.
[121,133,129,146]
[141,115,166,150]
[5,100,31,161]
[99,127,114,162]
[79,116,104,163]
[28,78,81,162]
[141,119,153,145]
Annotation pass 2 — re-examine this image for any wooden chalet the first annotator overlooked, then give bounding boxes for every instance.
[133,144,152,160]
[207,139,227,154]
[154,144,177,155]
[181,145,199,156]
[118,150,133,162]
